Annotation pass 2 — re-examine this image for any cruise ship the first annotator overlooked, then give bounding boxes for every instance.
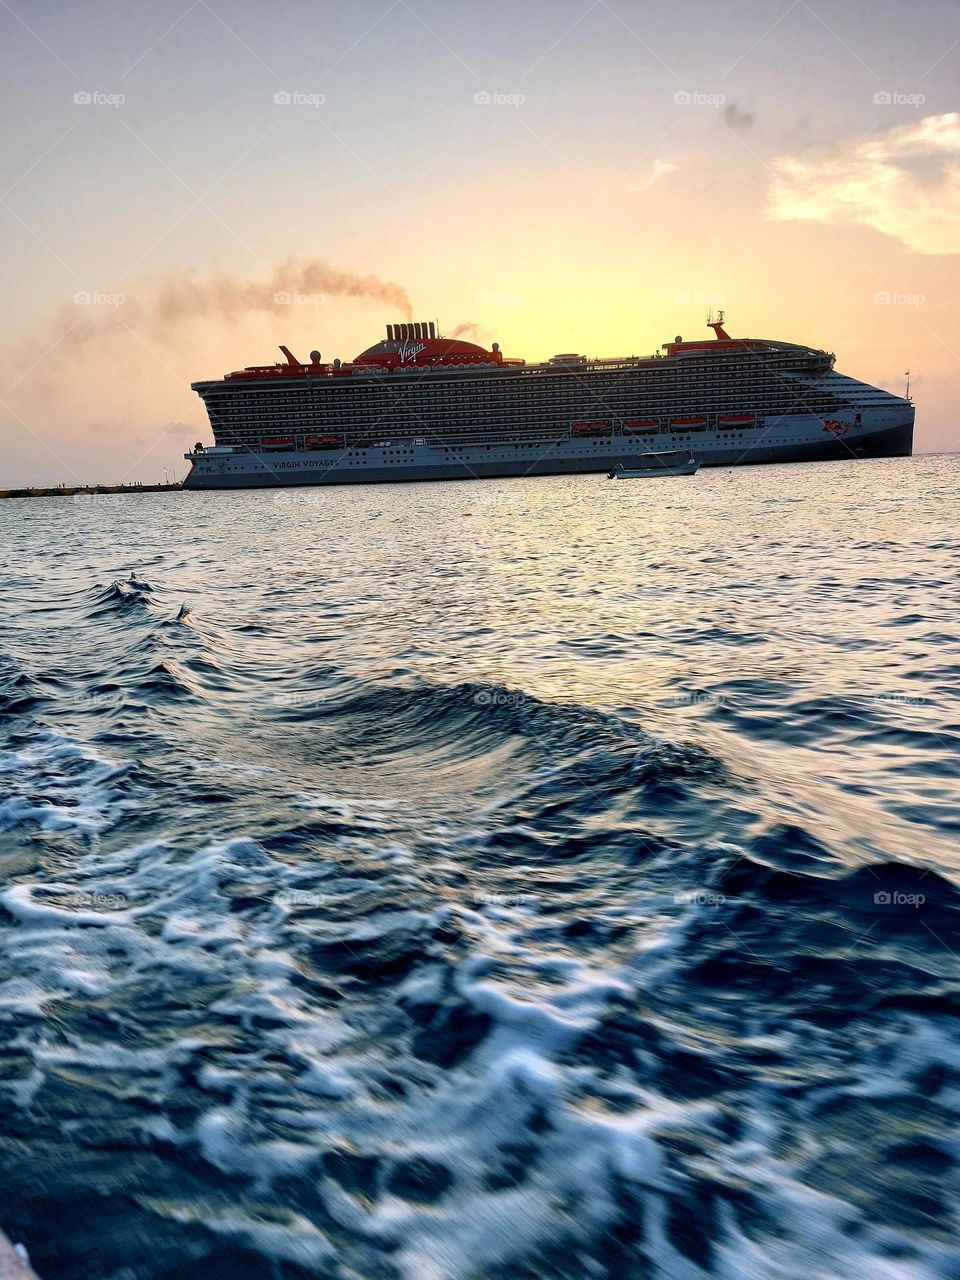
[183,313,913,488]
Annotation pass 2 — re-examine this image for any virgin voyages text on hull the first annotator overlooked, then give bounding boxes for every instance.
[183,313,914,488]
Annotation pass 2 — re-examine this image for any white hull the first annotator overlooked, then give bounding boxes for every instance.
[184,408,913,488]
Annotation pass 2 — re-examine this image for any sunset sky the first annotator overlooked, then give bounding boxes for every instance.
[1,0,958,485]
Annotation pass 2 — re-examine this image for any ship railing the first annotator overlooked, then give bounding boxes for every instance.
[216,406,844,452]
[215,405,864,453]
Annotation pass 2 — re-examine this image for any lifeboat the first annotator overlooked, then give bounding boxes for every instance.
[305,433,345,450]
[623,418,660,433]
[670,416,707,431]
[571,420,613,438]
[261,436,295,450]
[718,413,756,427]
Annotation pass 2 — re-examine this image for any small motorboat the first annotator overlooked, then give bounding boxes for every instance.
[608,451,700,479]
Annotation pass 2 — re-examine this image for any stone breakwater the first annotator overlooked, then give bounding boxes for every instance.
[0,484,182,499]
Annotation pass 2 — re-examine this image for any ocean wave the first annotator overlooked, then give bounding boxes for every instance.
[85,578,155,617]
[1,813,956,1279]
[2,460,959,1278]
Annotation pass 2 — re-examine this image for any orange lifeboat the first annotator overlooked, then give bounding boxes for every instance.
[571,420,613,438]
[670,416,707,430]
[623,418,659,434]
[261,436,295,450]
[305,434,345,450]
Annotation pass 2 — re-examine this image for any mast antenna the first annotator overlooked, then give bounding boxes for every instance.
[706,308,729,341]
[905,370,911,400]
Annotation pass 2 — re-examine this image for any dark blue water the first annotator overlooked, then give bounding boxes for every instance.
[1,456,958,1280]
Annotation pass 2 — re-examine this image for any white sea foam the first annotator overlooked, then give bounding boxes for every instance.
[0,807,954,1280]
[0,733,136,835]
